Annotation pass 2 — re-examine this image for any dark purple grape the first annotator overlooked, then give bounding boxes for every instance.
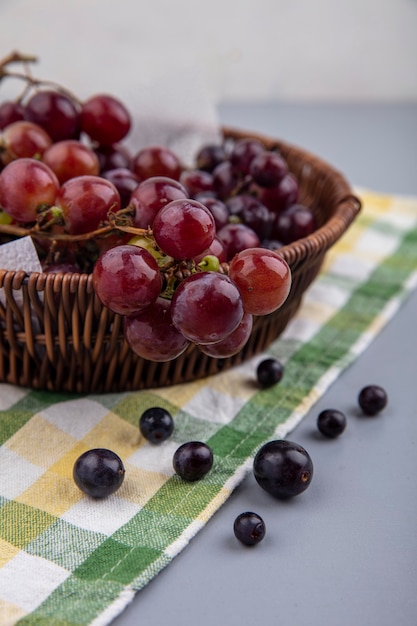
[233,512,266,546]
[240,197,274,239]
[216,223,260,260]
[256,358,284,388]
[226,194,274,240]
[257,172,299,213]
[42,260,81,274]
[73,448,125,498]
[102,168,140,206]
[139,407,174,444]
[273,204,316,244]
[173,441,214,481]
[230,138,265,174]
[225,195,248,217]
[212,161,239,199]
[358,385,388,415]
[25,89,80,141]
[226,194,265,217]
[250,151,288,188]
[196,195,229,230]
[0,100,25,129]
[180,169,214,197]
[96,144,133,172]
[261,239,284,251]
[317,409,347,438]
[253,440,313,499]
[195,144,226,172]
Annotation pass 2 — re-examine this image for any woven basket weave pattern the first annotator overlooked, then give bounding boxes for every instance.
[0,128,360,392]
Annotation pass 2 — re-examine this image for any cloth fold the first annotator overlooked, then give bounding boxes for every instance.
[1,188,417,626]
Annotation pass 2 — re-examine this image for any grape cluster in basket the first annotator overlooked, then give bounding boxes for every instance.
[0,52,317,362]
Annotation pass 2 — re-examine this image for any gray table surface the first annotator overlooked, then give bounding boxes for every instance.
[113,103,417,626]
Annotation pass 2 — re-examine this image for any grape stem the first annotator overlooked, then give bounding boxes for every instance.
[0,221,149,243]
[0,50,82,105]
[0,51,38,71]
[230,174,253,197]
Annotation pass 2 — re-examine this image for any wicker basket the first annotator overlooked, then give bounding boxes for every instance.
[0,127,360,393]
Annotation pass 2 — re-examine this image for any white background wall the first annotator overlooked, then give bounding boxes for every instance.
[1,0,416,104]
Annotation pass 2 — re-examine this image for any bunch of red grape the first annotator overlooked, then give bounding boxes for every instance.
[0,52,319,362]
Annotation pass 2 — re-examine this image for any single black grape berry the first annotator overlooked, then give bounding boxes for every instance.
[233,512,266,546]
[173,441,213,482]
[358,385,388,415]
[73,448,125,498]
[139,406,174,444]
[256,358,284,388]
[317,409,347,438]
[253,440,313,498]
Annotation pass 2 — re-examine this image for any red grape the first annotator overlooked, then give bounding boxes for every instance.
[180,169,214,196]
[132,145,182,181]
[152,199,216,260]
[81,94,131,145]
[95,144,132,172]
[102,168,140,206]
[228,248,291,315]
[1,121,52,162]
[0,158,59,222]
[249,151,288,188]
[195,144,226,172]
[217,223,261,260]
[257,172,299,213]
[92,245,162,316]
[124,297,190,361]
[230,138,265,174]
[42,140,100,183]
[25,89,80,141]
[198,312,253,357]
[241,202,273,240]
[55,175,121,234]
[226,194,257,217]
[226,194,273,239]
[273,204,316,244]
[212,161,239,199]
[130,176,188,229]
[171,271,244,344]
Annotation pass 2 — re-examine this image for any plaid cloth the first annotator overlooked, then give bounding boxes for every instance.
[1,188,417,626]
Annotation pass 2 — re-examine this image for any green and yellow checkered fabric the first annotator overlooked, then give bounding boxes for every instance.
[1,189,417,625]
